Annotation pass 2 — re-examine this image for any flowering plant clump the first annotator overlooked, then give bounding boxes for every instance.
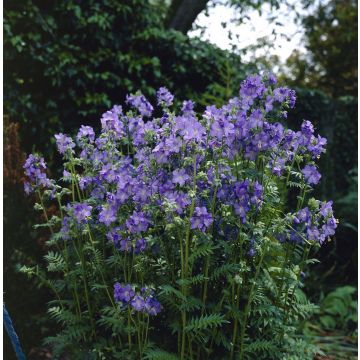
[22,73,336,359]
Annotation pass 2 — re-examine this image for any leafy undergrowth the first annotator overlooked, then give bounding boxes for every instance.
[302,286,358,360]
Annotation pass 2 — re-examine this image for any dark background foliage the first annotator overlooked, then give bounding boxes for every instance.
[286,91,357,290]
[3,0,357,358]
[285,0,358,98]
[4,0,250,157]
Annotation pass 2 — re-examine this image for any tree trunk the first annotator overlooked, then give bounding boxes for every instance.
[165,0,210,34]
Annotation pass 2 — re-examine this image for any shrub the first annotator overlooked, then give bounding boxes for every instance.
[22,73,336,359]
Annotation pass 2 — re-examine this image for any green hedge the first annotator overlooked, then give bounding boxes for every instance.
[4,0,249,157]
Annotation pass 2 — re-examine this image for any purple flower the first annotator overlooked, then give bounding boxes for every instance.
[114,283,135,303]
[301,120,314,139]
[106,227,122,245]
[24,154,46,175]
[253,181,263,198]
[268,72,277,85]
[131,295,145,311]
[164,191,191,215]
[165,136,182,154]
[73,203,92,223]
[175,192,191,213]
[55,133,75,154]
[133,183,150,203]
[248,238,256,257]
[99,205,117,226]
[101,105,125,136]
[157,87,174,107]
[217,185,230,201]
[126,211,150,233]
[306,226,320,241]
[234,180,249,200]
[126,94,153,117]
[63,170,71,181]
[182,100,195,114]
[79,176,93,190]
[234,203,250,223]
[248,248,256,257]
[290,230,303,244]
[273,87,296,108]
[308,135,327,158]
[288,201,337,246]
[135,238,147,253]
[288,90,297,108]
[294,207,311,225]
[144,297,162,316]
[77,125,95,143]
[180,118,205,142]
[322,217,337,237]
[210,116,235,140]
[23,154,52,193]
[271,157,286,176]
[99,164,118,184]
[60,216,71,240]
[240,75,266,106]
[320,201,334,217]
[265,95,274,112]
[251,181,263,208]
[172,168,190,186]
[120,238,133,252]
[190,207,213,232]
[248,112,263,133]
[302,165,321,185]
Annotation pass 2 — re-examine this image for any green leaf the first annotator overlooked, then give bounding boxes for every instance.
[185,313,228,333]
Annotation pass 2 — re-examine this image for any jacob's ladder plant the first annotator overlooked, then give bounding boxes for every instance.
[22,73,337,359]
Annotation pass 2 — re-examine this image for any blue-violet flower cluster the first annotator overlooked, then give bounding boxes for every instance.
[24,72,336,326]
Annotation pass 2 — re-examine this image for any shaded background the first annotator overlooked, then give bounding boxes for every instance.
[3,0,357,358]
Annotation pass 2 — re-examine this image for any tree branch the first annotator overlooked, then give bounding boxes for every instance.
[165,0,210,34]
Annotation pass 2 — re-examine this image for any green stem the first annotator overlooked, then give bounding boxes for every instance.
[87,226,116,308]
[36,190,53,234]
[181,312,187,360]
[283,245,311,330]
[67,162,96,336]
[179,229,184,291]
[296,186,307,211]
[36,191,84,324]
[145,314,150,346]
[181,154,197,360]
[35,267,64,310]
[137,312,143,358]
[201,163,219,311]
[142,314,150,351]
[230,232,243,359]
[189,335,194,359]
[128,309,132,350]
[67,157,98,337]
[230,284,240,359]
[69,158,83,201]
[74,236,96,338]
[57,195,82,318]
[285,150,298,187]
[275,243,293,307]
[278,185,308,317]
[239,249,266,360]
